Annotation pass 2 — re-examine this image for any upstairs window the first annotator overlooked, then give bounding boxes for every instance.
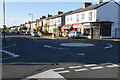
[70,16,73,21]
[76,15,79,22]
[82,13,85,20]
[89,12,92,21]
[51,20,53,24]
[58,19,60,23]
[67,17,69,21]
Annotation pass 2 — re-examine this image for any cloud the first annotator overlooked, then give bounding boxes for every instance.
[0,17,32,28]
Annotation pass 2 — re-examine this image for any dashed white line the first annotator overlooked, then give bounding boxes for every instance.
[91,66,104,70]
[74,68,88,72]
[52,68,64,71]
[69,66,81,69]
[84,64,97,67]
[101,62,114,65]
[0,50,20,60]
[56,70,70,74]
[106,64,119,68]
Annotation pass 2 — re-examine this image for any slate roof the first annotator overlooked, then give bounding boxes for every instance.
[47,11,73,19]
[35,0,120,22]
[66,1,111,15]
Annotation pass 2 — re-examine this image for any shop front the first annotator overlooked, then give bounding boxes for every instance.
[61,25,73,37]
[53,26,61,36]
[72,23,83,32]
[82,21,113,39]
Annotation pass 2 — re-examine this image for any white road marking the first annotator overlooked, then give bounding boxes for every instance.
[51,68,64,70]
[84,64,97,67]
[43,45,67,49]
[104,44,113,49]
[69,66,81,69]
[28,69,66,79]
[56,70,70,74]
[91,66,103,70]
[101,62,114,65]
[77,53,85,56]
[60,43,95,47]
[3,43,16,49]
[0,50,20,60]
[74,68,88,72]
[106,64,119,68]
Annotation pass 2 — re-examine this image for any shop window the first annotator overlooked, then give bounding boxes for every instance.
[102,26,111,36]
[84,28,91,36]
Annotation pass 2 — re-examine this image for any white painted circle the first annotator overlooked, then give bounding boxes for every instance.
[60,43,94,47]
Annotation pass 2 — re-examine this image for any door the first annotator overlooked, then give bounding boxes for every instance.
[115,28,120,38]
[93,27,100,39]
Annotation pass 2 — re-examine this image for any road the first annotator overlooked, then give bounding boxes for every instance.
[2,33,120,80]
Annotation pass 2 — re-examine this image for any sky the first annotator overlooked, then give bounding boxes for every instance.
[0,0,119,28]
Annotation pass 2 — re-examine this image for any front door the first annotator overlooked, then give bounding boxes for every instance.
[93,27,100,39]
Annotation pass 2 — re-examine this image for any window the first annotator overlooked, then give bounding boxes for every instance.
[54,20,56,23]
[76,15,79,22]
[58,19,60,23]
[51,20,53,24]
[67,17,69,21]
[84,28,91,36]
[102,26,111,36]
[89,12,92,21]
[82,13,85,20]
[70,16,72,21]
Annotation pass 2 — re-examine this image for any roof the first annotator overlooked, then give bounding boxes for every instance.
[66,0,119,15]
[47,11,73,19]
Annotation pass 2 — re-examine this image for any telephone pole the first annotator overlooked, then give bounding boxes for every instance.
[3,0,6,40]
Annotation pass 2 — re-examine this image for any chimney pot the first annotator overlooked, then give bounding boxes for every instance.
[57,11,63,15]
[83,3,92,8]
[98,0,103,4]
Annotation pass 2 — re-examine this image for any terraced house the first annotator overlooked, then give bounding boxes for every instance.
[49,11,73,36]
[65,0,120,39]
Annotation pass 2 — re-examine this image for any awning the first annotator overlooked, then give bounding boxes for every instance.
[61,25,73,30]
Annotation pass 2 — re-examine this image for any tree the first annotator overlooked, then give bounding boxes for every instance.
[43,23,48,33]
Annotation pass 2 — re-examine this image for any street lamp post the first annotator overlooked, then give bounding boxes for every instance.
[29,13,33,32]
[3,0,6,40]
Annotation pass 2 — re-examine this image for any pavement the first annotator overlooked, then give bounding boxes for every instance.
[40,35,120,41]
[1,33,120,80]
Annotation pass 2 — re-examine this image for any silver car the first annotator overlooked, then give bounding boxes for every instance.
[31,32,39,37]
[68,31,82,38]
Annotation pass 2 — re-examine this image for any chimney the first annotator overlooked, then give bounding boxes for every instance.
[25,22,27,24]
[57,11,63,15]
[48,14,52,17]
[42,16,46,19]
[83,3,92,8]
[98,0,103,4]
[36,19,39,21]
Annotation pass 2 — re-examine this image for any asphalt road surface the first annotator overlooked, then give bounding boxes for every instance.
[2,33,120,80]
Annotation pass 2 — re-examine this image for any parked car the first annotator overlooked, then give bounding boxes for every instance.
[26,31,30,35]
[15,31,19,34]
[31,32,39,37]
[68,31,82,38]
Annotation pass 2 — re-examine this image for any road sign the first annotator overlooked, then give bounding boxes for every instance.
[67,25,69,28]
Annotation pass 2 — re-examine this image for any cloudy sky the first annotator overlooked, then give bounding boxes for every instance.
[0,0,119,28]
